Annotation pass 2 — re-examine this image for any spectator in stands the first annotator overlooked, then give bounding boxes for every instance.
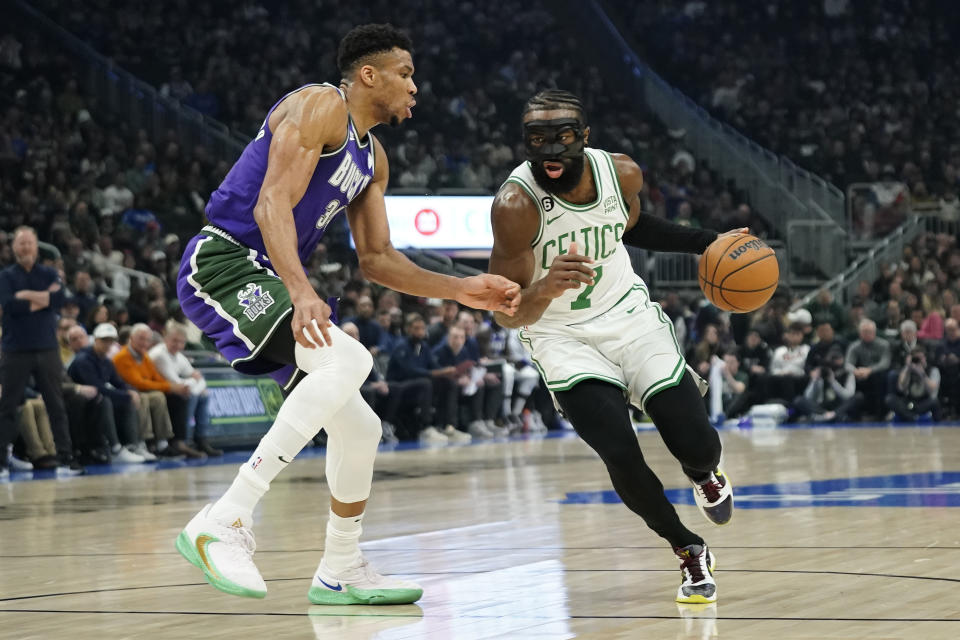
[707,351,749,422]
[806,288,846,333]
[66,323,149,463]
[805,322,846,373]
[432,326,485,441]
[767,323,810,403]
[58,316,77,366]
[376,308,403,356]
[113,323,201,458]
[935,318,960,419]
[793,346,859,423]
[427,300,461,347]
[886,347,941,422]
[343,295,384,354]
[846,318,892,419]
[690,323,722,377]
[891,320,922,371]
[86,303,111,333]
[877,300,903,342]
[0,226,81,477]
[68,270,98,324]
[149,321,222,457]
[387,313,464,445]
[10,395,58,470]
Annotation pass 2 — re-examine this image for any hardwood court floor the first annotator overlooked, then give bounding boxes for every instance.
[2,422,960,639]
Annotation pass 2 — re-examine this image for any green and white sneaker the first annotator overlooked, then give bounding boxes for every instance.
[308,556,423,605]
[175,503,267,599]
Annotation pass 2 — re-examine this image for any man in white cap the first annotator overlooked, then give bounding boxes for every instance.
[67,323,154,462]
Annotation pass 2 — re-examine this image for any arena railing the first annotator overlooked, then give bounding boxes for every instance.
[12,0,247,163]
[793,214,928,310]
[560,0,848,285]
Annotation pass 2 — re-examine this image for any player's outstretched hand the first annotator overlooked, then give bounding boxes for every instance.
[292,291,333,348]
[543,242,595,299]
[457,274,522,315]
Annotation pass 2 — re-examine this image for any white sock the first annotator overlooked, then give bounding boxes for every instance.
[324,510,363,573]
[207,418,306,525]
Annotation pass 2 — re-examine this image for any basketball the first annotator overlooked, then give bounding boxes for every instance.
[698,233,779,312]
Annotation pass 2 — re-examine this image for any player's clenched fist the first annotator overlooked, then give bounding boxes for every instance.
[542,242,595,299]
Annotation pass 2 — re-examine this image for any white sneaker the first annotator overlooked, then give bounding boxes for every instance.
[418,426,448,445]
[175,504,266,598]
[484,420,508,438]
[468,420,493,439]
[691,469,734,526]
[308,556,422,605]
[674,544,717,604]
[134,442,158,462]
[6,446,33,471]
[113,447,146,464]
[443,424,472,443]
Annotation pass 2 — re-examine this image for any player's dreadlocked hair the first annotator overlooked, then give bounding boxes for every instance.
[337,24,413,75]
[522,89,587,122]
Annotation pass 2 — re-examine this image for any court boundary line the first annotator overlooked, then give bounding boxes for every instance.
[2,567,958,604]
[0,608,958,623]
[2,544,957,558]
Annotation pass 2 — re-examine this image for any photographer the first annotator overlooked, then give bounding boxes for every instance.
[885,347,941,421]
[793,346,859,422]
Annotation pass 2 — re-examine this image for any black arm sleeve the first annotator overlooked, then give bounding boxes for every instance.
[621,212,718,254]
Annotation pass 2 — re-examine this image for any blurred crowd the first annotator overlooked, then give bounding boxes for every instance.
[613,0,960,216]
[686,231,960,425]
[23,0,757,231]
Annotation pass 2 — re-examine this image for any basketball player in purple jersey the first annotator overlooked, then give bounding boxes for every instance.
[174,24,520,604]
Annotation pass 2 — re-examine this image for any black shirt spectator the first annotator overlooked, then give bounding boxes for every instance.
[387,336,440,382]
[0,253,64,353]
[67,345,133,406]
[0,227,74,471]
[343,295,384,352]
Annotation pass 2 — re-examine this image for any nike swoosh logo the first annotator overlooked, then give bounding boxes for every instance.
[195,534,221,579]
[318,577,343,591]
[546,213,565,225]
[626,306,638,314]
[278,455,292,464]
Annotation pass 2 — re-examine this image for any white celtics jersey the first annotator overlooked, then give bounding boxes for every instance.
[504,148,642,326]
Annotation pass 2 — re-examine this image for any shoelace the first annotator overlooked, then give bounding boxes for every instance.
[679,550,707,584]
[219,526,257,563]
[696,474,724,504]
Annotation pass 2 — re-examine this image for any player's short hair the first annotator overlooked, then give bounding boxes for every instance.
[337,24,413,76]
[522,89,587,122]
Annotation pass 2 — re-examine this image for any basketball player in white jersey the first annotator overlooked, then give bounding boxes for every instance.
[490,90,744,604]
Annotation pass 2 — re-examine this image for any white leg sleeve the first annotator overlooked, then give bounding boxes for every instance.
[323,391,383,503]
[277,325,374,439]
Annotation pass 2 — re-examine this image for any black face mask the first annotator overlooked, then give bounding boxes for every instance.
[523,117,586,194]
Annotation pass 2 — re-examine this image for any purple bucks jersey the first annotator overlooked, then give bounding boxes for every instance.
[205,83,375,265]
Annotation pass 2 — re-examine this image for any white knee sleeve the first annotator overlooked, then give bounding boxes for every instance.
[294,324,373,383]
[275,326,374,439]
[323,392,382,503]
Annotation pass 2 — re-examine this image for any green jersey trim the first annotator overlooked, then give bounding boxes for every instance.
[549,152,603,211]
[601,151,630,222]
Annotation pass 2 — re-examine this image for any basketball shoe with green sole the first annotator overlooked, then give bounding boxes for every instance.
[175,503,267,599]
[308,557,423,605]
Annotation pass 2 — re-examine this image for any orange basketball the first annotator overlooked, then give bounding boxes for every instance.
[698,233,779,312]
